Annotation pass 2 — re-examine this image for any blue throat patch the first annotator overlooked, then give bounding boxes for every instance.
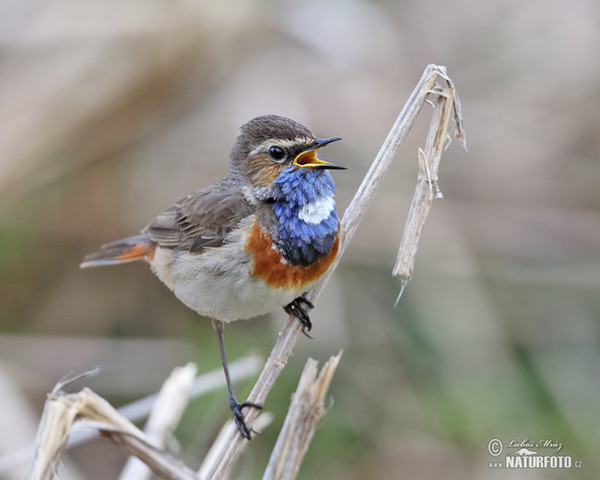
[272,167,338,266]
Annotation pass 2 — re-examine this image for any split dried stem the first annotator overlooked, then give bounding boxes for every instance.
[118,362,197,480]
[26,358,261,480]
[393,81,464,303]
[262,352,343,480]
[28,387,198,480]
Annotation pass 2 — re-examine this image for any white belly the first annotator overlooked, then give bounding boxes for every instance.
[149,221,302,322]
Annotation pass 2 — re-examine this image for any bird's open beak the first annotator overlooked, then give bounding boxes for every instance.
[293,137,346,170]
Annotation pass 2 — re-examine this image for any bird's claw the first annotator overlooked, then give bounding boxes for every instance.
[230,398,263,440]
[284,296,314,337]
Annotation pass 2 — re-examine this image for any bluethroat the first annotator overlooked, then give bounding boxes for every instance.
[81,115,345,439]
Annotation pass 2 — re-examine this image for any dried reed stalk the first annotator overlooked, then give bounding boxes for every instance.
[393,75,466,301]
[27,375,198,480]
[262,352,343,480]
[25,357,260,480]
[118,363,197,480]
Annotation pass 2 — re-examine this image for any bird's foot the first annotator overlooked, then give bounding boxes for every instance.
[284,296,314,338]
[230,398,263,440]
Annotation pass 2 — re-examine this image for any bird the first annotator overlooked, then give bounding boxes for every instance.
[80,114,345,439]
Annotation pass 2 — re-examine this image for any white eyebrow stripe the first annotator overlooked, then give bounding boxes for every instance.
[248,137,315,156]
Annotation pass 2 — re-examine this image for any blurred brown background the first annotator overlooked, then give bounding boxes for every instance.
[1,0,599,479]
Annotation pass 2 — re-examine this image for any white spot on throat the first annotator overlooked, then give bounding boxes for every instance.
[298,195,335,224]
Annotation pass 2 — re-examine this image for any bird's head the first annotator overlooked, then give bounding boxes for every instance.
[229,115,344,199]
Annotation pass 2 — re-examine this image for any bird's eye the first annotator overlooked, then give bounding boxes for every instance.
[268,145,285,161]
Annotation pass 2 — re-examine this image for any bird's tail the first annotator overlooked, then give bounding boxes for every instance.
[80,235,156,268]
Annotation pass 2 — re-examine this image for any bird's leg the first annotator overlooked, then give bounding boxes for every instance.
[284,296,314,338]
[212,319,263,439]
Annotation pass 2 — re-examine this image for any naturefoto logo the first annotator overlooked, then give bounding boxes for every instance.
[487,438,583,469]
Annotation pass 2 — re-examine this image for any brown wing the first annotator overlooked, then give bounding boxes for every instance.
[143,182,254,253]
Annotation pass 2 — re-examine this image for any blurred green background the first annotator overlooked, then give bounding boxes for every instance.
[1,0,599,478]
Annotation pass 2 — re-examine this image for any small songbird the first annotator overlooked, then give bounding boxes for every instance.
[80,115,344,439]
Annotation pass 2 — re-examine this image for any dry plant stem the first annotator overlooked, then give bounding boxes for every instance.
[28,387,198,480]
[115,354,261,428]
[119,363,198,480]
[310,64,465,301]
[262,352,343,480]
[200,64,466,479]
[198,319,304,478]
[0,355,263,477]
[198,413,274,480]
[27,391,78,480]
[27,370,100,480]
[102,430,197,480]
[393,83,461,297]
[15,357,261,478]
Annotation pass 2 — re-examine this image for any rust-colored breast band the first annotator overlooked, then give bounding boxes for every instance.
[245,220,339,290]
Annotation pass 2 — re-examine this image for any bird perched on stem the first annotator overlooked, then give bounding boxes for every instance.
[81,115,345,439]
